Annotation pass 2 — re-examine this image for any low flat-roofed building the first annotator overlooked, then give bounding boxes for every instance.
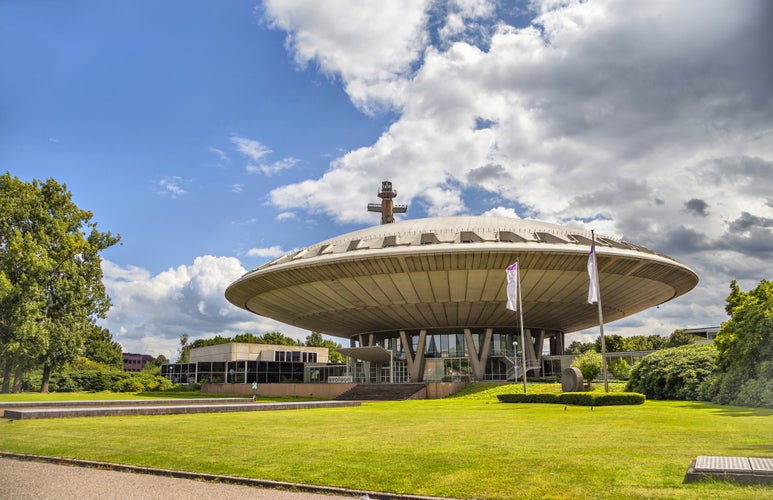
[190,342,328,364]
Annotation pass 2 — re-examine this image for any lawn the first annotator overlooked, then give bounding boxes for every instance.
[1,385,771,499]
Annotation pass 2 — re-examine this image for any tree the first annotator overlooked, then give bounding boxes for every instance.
[624,335,656,351]
[0,173,119,393]
[608,358,632,380]
[261,331,301,346]
[82,326,122,369]
[177,333,190,363]
[703,280,773,408]
[663,329,696,348]
[305,331,346,364]
[596,334,626,353]
[570,350,603,387]
[565,340,596,354]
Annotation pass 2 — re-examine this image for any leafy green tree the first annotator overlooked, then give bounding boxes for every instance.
[703,280,773,407]
[261,331,301,346]
[663,329,696,348]
[571,350,603,386]
[305,331,346,364]
[565,340,596,354]
[609,358,632,380]
[624,335,655,351]
[625,344,717,400]
[232,332,264,344]
[647,335,667,350]
[597,334,626,353]
[0,173,119,393]
[82,326,122,369]
[177,333,190,363]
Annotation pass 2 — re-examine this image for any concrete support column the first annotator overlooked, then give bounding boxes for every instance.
[556,332,565,355]
[399,331,416,382]
[401,330,426,382]
[533,329,545,371]
[524,328,536,370]
[413,330,427,382]
[464,328,493,381]
[480,328,493,376]
[463,329,482,381]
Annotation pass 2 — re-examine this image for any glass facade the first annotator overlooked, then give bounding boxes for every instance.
[377,331,521,382]
[162,360,306,384]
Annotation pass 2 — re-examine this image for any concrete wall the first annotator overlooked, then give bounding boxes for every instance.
[203,382,356,399]
[190,343,329,364]
[425,382,466,399]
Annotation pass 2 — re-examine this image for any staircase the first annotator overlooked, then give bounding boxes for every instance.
[334,383,427,401]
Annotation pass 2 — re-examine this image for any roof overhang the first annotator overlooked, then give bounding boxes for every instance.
[336,346,403,363]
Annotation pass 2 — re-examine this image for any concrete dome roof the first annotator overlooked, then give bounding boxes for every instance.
[226,216,698,338]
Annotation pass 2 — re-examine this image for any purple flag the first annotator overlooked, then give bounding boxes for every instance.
[506,262,518,311]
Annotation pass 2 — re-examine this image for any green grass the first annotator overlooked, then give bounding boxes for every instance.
[1,386,771,499]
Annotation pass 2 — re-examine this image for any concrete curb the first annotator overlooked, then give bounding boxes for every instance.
[0,452,448,500]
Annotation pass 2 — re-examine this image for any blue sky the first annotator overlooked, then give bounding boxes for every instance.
[2,1,772,358]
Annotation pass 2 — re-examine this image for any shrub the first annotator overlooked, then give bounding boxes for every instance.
[704,361,773,409]
[625,343,717,400]
[112,378,146,393]
[609,359,632,380]
[55,374,79,392]
[557,392,594,406]
[571,351,603,383]
[498,392,645,406]
[497,393,559,404]
[144,376,174,392]
[592,392,645,406]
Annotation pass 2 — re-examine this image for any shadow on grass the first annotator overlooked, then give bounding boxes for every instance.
[669,400,773,417]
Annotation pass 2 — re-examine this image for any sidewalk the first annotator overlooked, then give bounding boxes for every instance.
[0,457,353,500]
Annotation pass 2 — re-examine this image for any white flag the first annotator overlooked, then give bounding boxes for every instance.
[506,262,518,311]
[587,242,600,304]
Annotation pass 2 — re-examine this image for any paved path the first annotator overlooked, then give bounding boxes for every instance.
[0,457,353,500]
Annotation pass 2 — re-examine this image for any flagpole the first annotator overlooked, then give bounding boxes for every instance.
[516,260,528,393]
[591,230,610,393]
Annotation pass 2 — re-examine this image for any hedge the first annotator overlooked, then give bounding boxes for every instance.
[498,392,645,406]
[497,393,559,404]
[592,392,645,406]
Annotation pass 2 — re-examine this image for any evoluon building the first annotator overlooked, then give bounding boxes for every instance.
[225,210,698,384]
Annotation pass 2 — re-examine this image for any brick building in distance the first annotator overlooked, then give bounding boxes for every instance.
[122,353,156,372]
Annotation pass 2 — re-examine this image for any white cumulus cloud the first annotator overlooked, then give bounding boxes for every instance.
[100,257,309,359]
[260,0,773,337]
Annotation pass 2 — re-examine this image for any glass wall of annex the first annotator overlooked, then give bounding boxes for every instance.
[161,360,306,384]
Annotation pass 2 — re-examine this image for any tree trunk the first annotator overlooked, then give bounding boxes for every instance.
[40,364,51,393]
[12,364,24,393]
[1,357,12,394]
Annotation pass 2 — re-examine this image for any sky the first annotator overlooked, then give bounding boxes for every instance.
[2,0,771,359]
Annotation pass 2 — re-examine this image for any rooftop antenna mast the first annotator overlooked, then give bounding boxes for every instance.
[367,180,408,224]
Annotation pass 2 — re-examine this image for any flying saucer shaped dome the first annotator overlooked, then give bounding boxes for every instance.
[226,216,698,339]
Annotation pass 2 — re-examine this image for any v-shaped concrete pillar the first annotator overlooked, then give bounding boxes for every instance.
[400,330,427,382]
[464,328,493,381]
